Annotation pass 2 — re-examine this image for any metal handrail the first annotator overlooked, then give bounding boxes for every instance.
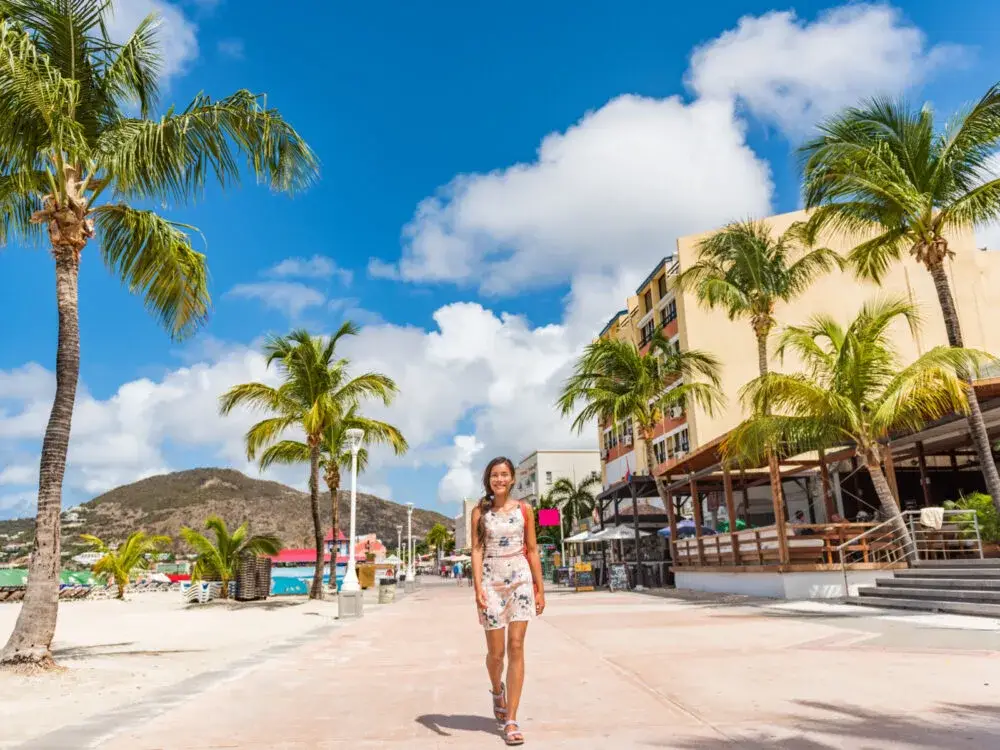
[838,509,984,597]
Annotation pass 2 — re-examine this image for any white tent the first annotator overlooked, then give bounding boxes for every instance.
[383,554,402,565]
[564,530,594,543]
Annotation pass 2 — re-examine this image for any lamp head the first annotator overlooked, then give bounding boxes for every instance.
[345,428,365,452]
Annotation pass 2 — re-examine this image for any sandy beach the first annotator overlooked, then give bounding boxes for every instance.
[0,589,383,748]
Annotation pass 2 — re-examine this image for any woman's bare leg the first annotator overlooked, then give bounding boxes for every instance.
[485,627,506,696]
[505,621,528,723]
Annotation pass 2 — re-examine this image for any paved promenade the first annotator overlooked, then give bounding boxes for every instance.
[55,580,1000,748]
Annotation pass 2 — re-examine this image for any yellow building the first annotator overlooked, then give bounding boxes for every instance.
[597,209,1000,492]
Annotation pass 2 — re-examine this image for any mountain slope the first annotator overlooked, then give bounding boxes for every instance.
[0,468,452,555]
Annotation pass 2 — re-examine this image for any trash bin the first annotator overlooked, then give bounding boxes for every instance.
[378,583,396,604]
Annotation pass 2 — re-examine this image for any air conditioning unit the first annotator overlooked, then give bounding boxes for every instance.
[670,406,684,419]
[624,434,633,445]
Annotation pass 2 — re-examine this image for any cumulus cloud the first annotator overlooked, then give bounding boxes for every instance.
[225,281,327,318]
[378,95,771,295]
[267,256,352,285]
[106,1,199,85]
[687,5,965,134]
[437,435,485,503]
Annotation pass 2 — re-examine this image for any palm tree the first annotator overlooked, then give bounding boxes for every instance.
[426,523,452,568]
[557,331,724,512]
[725,298,996,548]
[255,404,407,590]
[800,87,1000,511]
[0,2,316,668]
[547,473,600,537]
[219,325,399,600]
[672,219,842,543]
[180,516,281,600]
[81,531,171,600]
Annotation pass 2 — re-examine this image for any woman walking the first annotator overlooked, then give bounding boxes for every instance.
[471,456,546,746]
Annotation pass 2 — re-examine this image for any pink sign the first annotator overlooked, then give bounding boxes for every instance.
[538,508,561,527]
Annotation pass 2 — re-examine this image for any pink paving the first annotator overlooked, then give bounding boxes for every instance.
[102,580,1000,749]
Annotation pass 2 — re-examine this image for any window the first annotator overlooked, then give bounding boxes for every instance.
[669,428,690,457]
[641,319,655,345]
[643,290,653,313]
[665,299,677,324]
[653,440,666,465]
[657,275,667,299]
[545,471,553,485]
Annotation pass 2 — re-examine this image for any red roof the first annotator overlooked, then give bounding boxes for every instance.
[268,548,367,564]
[323,529,348,542]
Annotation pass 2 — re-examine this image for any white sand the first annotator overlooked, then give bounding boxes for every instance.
[0,590,370,747]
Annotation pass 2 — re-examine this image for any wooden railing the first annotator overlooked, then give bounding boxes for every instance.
[671,523,883,568]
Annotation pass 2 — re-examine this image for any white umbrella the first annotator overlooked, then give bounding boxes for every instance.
[564,530,593,543]
[598,526,650,541]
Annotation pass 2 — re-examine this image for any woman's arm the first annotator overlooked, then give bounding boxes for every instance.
[471,506,487,610]
[522,504,546,610]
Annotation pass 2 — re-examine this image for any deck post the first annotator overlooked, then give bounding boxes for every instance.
[629,477,641,587]
[769,454,790,565]
[665,485,678,566]
[916,441,933,507]
[689,475,706,566]
[883,443,900,504]
[722,464,740,565]
[818,447,836,521]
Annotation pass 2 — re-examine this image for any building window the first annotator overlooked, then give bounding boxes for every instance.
[653,440,666,465]
[545,471,553,485]
[669,429,690,456]
[643,290,653,313]
[665,299,677,324]
[657,275,667,299]
[640,319,655,346]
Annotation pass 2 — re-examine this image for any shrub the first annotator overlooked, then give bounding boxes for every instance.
[944,493,1000,544]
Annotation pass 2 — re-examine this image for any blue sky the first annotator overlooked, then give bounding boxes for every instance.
[2,1,1000,519]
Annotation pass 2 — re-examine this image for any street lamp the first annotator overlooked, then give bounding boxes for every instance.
[339,428,365,593]
[396,524,403,577]
[406,502,415,585]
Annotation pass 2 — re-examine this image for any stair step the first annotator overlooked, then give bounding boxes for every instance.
[895,567,1000,580]
[858,586,1000,604]
[877,577,1000,591]
[846,596,1000,619]
[911,558,999,569]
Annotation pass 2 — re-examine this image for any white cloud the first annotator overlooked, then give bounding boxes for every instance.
[687,5,965,135]
[267,255,353,285]
[0,464,35,486]
[376,94,771,295]
[106,1,199,85]
[217,38,245,60]
[225,282,326,318]
[437,435,484,503]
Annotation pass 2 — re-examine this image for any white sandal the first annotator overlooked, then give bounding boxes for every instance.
[503,721,524,746]
[490,684,507,723]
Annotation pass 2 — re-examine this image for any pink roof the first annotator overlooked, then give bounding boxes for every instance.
[323,529,348,542]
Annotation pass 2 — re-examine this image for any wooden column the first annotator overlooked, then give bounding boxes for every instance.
[916,441,933,508]
[629,477,641,585]
[883,443,900,505]
[665,485,678,565]
[818,447,836,521]
[722,464,740,565]
[739,467,750,521]
[769,453,790,565]
[690,476,706,565]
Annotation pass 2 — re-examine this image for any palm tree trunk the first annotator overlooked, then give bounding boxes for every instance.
[756,328,769,377]
[755,330,790,564]
[308,444,324,599]
[865,459,914,555]
[927,257,1000,514]
[1,251,81,669]
[326,469,341,594]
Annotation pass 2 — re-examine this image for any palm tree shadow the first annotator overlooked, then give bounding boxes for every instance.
[652,702,1000,748]
[416,714,500,737]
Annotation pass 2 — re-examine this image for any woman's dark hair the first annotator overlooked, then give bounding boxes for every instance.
[475,456,516,549]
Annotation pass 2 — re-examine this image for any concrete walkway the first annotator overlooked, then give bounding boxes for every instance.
[91,579,1000,749]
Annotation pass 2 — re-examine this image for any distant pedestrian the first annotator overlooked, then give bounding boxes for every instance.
[471,456,545,746]
[453,561,463,584]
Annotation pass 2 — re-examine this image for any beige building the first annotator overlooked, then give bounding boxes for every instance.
[453,498,478,552]
[597,209,1000,492]
[511,450,602,506]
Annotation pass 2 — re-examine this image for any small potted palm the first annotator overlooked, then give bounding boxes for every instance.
[943,493,1000,557]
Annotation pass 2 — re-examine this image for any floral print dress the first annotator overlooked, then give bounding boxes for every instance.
[479,504,536,631]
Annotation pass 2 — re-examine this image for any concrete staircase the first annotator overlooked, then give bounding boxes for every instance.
[852,559,1000,618]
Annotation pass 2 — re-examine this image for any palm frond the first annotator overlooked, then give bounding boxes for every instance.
[258,439,311,470]
[100,11,161,118]
[93,204,209,340]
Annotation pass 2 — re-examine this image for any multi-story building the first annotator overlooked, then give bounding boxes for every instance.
[453,498,478,552]
[511,450,601,506]
[596,209,1000,494]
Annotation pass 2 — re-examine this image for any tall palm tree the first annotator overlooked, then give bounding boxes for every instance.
[219,325,399,599]
[180,516,281,601]
[81,531,170,600]
[547,473,600,537]
[557,331,723,512]
[256,404,407,589]
[426,523,452,568]
[800,87,1000,511]
[0,1,316,669]
[672,219,842,543]
[725,298,996,548]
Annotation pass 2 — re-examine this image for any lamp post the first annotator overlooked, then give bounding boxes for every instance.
[406,502,415,586]
[339,428,365,593]
[396,524,403,577]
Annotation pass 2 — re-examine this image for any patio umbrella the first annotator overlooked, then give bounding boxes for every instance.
[657,520,717,539]
[564,530,593,543]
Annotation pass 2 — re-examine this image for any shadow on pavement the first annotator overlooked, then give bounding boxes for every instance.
[416,713,500,737]
[654,702,1000,748]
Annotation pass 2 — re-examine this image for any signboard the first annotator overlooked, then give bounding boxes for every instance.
[574,562,594,592]
[609,563,629,592]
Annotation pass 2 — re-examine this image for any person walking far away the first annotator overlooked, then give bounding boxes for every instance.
[471,456,546,746]
[454,560,463,585]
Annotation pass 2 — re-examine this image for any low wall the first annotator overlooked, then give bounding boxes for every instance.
[674,569,896,599]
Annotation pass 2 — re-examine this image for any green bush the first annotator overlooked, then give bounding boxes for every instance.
[943,493,1000,544]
